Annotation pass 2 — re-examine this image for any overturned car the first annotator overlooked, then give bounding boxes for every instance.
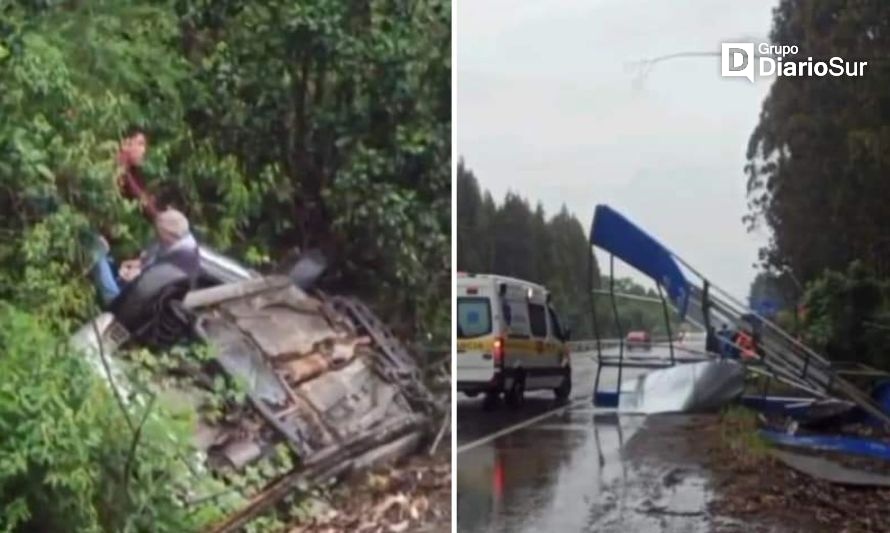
[70,247,445,530]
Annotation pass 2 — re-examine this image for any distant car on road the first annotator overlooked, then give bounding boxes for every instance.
[626,330,651,351]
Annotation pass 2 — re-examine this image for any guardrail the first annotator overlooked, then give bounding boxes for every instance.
[568,335,710,360]
[568,336,673,352]
[567,338,619,353]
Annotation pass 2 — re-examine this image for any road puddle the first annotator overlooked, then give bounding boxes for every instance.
[458,407,715,532]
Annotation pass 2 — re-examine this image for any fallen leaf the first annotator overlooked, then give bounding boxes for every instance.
[372,493,409,521]
[367,473,390,492]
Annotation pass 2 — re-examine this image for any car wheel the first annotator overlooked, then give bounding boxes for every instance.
[482,391,500,411]
[505,374,525,409]
[464,391,479,398]
[554,367,572,402]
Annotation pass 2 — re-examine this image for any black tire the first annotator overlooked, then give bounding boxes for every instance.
[505,374,525,409]
[111,263,190,330]
[554,366,572,402]
[482,391,500,411]
[464,391,479,398]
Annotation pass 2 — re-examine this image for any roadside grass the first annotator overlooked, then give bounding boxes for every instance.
[718,406,772,469]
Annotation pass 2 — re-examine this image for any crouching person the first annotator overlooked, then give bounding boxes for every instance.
[139,208,200,280]
[91,209,200,307]
[105,209,201,347]
[89,210,199,347]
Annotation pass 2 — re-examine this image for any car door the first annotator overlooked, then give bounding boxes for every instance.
[547,306,569,368]
[525,300,553,387]
[502,296,533,372]
[456,295,496,384]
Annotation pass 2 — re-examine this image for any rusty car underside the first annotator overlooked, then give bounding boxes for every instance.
[70,248,446,531]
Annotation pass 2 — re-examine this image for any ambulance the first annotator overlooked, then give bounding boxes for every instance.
[456,273,572,408]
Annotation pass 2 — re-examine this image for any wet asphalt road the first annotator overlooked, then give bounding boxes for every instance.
[456,345,723,533]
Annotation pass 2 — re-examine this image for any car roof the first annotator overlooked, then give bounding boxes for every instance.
[457,272,547,292]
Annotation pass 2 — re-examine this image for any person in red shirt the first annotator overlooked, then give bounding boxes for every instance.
[91,126,164,305]
[116,126,160,221]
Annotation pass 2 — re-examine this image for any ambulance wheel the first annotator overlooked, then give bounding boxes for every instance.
[482,391,500,411]
[506,374,525,409]
[554,367,572,402]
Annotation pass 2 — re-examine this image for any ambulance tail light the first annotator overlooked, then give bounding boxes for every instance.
[493,336,505,366]
[492,454,505,500]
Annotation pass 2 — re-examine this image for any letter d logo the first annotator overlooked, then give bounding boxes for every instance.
[721,43,755,82]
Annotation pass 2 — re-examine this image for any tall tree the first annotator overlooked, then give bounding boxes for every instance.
[745,0,890,367]
[531,202,551,284]
[456,160,484,271]
[492,192,535,280]
[746,0,890,283]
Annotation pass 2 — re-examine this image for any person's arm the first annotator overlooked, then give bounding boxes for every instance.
[140,241,160,267]
[118,167,159,220]
[92,256,121,306]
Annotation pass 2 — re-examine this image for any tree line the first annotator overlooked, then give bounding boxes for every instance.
[457,160,682,339]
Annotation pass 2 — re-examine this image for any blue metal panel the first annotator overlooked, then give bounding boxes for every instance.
[760,430,890,461]
[594,391,620,408]
[590,205,691,318]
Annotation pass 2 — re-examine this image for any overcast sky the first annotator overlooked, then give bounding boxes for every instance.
[457,0,778,300]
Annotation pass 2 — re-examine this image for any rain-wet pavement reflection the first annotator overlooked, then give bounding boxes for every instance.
[457,349,721,533]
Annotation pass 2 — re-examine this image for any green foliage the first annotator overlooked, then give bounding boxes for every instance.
[0,0,450,336]
[0,0,449,529]
[801,261,890,369]
[180,0,451,342]
[745,0,890,283]
[0,1,194,319]
[0,304,232,532]
[744,1,890,369]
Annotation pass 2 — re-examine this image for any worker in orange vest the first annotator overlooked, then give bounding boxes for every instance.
[735,328,757,360]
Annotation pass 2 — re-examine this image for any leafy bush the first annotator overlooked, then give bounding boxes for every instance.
[0,304,230,532]
[0,0,450,340]
[802,261,890,370]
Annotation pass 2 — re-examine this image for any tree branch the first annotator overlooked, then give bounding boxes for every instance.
[90,316,134,432]
[123,392,156,491]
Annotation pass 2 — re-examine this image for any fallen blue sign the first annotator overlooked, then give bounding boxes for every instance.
[760,429,890,462]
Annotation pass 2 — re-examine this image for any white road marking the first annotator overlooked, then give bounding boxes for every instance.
[456,360,667,455]
[457,398,591,454]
